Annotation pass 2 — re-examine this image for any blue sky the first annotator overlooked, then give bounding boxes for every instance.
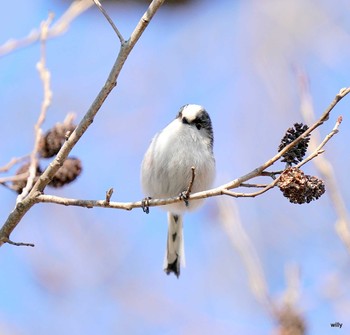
[1,0,350,334]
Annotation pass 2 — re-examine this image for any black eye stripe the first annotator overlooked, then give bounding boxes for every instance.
[182,117,201,129]
[176,106,213,150]
[182,117,189,125]
[181,113,208,130]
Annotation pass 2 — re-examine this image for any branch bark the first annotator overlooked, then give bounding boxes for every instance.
[298,72,350,254]
[0,2,348,247]
[0,0,166,246]
[0,0,94,57]
[17,14,54,203]
[36,107,345,210]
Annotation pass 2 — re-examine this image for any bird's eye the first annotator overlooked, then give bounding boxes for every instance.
[195,122,202,130]
[182,117,189,125]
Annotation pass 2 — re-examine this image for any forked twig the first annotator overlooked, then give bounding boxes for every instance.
[0,155,30,173]
[3,237,34,247]
[105,188,114,205]
[35,104,345,211]
[298,71,350,254]
[185,166,196,198]
[92,0,125,44]
[0,0,93,57]
[0,0,166,246]
[16,14,54,204]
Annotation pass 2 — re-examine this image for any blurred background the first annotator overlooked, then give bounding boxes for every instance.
[0,0,350,334]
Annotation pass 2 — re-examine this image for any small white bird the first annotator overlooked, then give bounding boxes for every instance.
[141,104,215,277]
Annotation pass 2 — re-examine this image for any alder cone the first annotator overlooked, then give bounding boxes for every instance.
[277,305,306,335]
[49,157,82,188]
[278,123,310,165]
[278,167,325,204]
[39,122,76,158]
[12,162,42,194]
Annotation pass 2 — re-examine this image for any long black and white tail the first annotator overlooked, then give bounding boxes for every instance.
[163,213,185,278]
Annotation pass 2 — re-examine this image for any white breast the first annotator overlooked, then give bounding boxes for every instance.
[141,118,215,214]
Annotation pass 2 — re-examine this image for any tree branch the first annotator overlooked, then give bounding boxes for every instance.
[0,0,93,57]
[298,71,350,254]
[35,112,343,211]
[219,87,350,192]
[93,0,125,44]
[0,155,30,173]
[0,2,348,247]
[17,13,54,204]
[0,0,166,246]
[296,115,342,169]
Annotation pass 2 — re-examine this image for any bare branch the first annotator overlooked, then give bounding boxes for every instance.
[296,116,342,169]
[218,199,306,333]
[92,0,125,44]
[105,188,114,204]
[219,87,350,192]
[4,238,35,247]
[218,198,273,311]
[0,172,28,184]
[17,13,54,204]
[0,0,166,246]
[239,183,270,188]
[184,166,196,198]
[0,155,30,173]
[298,72,350,254]
[282,263,301,307]
[222,178,281,198]
[0,1,348,248]
[34,108,343,211]
[0,0,93,57]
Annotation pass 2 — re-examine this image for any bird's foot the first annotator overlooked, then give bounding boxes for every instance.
[141,197,152,214]
[179,191,189,207]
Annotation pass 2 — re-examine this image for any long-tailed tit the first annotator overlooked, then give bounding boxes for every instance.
[141,104,215,277]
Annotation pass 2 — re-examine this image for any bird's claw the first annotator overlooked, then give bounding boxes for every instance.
[179,191,189,207]
[141,197,152,214]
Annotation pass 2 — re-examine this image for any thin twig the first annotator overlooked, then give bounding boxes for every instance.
[296,116,342,169]
[216,87,350,193]
[0,173,29,184]
[185,166,196,198]
[0,155,30,173]
[222,177,281,198]
[0,0,166,246]
[282,263,301,307]
[298,72,350,254]
[0,0,93,57]
[218,198,273,311]
[105,188,114,204]
[0,2,348,248]
[92,0,125,44]
[240,183,270,188]
[16,14,54,204]
[35,108,344,210]
[3,238,35,247]
[260,170,283,179]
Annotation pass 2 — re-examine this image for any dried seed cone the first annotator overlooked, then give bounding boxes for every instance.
[278,123,310,165]
[49,157,82,188]
[278,167,325,204]
[12,162,42,194]
[277,306,306,335]
[39,122,76,158]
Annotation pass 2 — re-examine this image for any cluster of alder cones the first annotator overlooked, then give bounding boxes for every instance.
[277,123,325,204]
[13,120,82,193]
